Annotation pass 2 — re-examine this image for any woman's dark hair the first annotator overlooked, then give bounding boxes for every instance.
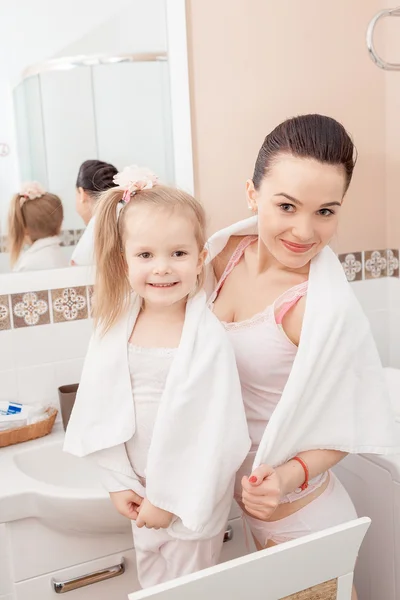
[76,160,118,198]
[252,114,356,194]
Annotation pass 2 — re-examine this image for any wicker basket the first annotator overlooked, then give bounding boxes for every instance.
[0,407,58,448]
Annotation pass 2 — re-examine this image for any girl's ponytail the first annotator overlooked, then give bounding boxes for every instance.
[93,188,131,334]
[8,194,27,267]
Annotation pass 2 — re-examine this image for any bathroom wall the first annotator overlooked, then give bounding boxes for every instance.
[383,2,400,368]
[0,268,94,414]
[186,0,400,369]
[384,1,400,250]
[186,0,387,254]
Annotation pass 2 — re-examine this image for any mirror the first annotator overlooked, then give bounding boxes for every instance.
[0,0,193,274]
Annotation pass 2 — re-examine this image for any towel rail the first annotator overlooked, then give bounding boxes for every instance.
[367,7,400,70]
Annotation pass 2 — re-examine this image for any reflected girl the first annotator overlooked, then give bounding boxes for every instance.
[8,181,68,272]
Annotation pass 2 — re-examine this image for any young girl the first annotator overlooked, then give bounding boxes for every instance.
[64,166,251,588]
[8,181,68,272]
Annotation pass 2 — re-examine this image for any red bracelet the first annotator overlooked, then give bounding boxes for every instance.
[292,456,309,491]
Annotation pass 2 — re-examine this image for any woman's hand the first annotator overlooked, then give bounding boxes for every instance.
[241,464,283,521]
[109,489,143,520]
[136,498,174,529]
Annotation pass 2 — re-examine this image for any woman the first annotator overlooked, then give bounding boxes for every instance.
[207,114,399,599]
[71,159,118,266]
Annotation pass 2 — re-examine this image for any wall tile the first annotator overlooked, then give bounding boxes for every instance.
[352,278,389,312]
[59,229,76,247]
[339,252,363,282]
[17,363,57,407]
[387,276,400,312]
[0,330,17,371]
[364,250,387,279]
[12,319,92,369]
[386,249,399,277]
[0,369,18,401]
[51,286,88,323]
[11,291,50,328]
[87,286,94,317]
[389,310,400,369]
[54,358,84,390]
[0,295,11,331]
[366,309,390,366]
[74,229,84,244]
[0,235,7,253]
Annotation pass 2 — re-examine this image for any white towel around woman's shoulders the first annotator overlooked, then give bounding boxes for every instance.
[206,216,400,469]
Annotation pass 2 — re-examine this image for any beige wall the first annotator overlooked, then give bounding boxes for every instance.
[186,0,387,253]
[384,3,400,248]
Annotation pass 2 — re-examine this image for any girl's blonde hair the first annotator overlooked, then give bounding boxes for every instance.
[93,184,207,334]
[8,192,64,266]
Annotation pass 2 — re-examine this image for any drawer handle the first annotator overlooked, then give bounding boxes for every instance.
[52,560,125,594]
[223,525,233,543]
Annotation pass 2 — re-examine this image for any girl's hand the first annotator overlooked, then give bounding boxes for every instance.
[136,498,174,529]
[241,464,282,521]
[109,489,143,520]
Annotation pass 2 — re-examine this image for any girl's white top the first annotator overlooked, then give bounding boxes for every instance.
[126,344,176,480]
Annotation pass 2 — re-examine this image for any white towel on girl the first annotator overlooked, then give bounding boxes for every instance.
[63,290,251,538]
[206,216,400,470]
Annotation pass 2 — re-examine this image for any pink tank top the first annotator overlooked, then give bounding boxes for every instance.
[210,236,327,503]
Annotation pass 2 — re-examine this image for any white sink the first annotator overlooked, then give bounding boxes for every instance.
[0,430,131,534]
[13,442,102,489]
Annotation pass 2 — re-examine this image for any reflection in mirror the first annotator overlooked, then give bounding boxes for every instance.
[3,57,173,274]
[1,0,192,276]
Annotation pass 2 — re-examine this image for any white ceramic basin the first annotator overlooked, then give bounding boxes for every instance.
[1,430,131,534]
[13,442,102,489]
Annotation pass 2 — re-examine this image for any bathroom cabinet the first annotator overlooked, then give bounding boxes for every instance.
[2,513,250,599]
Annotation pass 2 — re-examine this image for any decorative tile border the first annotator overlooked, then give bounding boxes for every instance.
[0,229,84,253]
[387,249,399,277]
[339,248,400,282]
[51,286,88,323]
[11,291,50,328]
[59,229,85,248]
[0,248,398,330]
[0,286,92,331]
[0,295,11,331]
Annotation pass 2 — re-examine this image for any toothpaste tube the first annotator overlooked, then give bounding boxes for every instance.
[0,401,24,416]
[0,402,45,431]
[0,402,27,431]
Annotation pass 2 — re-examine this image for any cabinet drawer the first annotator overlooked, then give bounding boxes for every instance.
[15,550,140,600]
[14,519,252,600]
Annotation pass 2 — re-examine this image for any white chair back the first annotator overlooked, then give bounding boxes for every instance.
[128,517,370,600]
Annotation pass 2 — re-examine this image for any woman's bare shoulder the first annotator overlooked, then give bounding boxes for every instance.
[211,235,244,281]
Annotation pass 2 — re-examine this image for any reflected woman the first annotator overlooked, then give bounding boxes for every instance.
[71,159,118,266]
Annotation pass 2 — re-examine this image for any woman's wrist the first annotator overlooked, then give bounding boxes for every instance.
[275,459,307,497]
